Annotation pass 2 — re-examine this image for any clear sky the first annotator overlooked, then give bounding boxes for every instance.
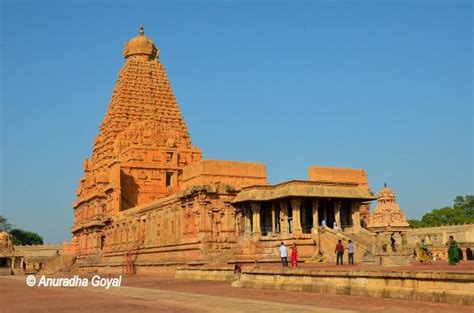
[1,0,472,243]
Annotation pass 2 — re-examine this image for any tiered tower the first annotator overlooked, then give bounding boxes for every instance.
[72,26,202,235]
[368,185,410,265]
[368,186,409,230]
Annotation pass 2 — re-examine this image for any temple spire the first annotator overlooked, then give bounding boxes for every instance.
[139,25,144,36]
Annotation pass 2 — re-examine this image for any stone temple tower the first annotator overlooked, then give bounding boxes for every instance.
[368,185,410,265]
[72,26,202,235]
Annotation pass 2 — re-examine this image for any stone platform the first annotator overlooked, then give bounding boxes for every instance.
[175,262,474,305]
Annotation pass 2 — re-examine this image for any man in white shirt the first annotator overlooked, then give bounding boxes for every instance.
[279,242,288,267]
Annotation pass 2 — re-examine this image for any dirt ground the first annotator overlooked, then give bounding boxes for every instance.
[1,262,473,313]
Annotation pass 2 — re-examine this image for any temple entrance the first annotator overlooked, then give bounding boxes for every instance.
[340,200,353,228]
[260,202,273,236]
[0,258,9,268]
[301,199,313,233]
[319,199,335,228]
[318,201,324,226]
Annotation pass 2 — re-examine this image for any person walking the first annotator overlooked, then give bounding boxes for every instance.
[447,236,459,265]
[279,242,288,267]
[347,240,354,265]
[335,240,344,265]
[290,243,298,267]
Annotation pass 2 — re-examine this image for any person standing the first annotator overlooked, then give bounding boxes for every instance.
[335,240,344,265]
[291,243,298,267]
[279,242,288,267]
[347,240,354,265]
[447,236,459,265]
[233,262,242,274]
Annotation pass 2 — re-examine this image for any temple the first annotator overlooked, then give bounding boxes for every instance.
[52,27,469,273]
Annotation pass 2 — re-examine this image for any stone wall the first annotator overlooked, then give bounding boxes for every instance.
[407,224,474,261]
[308,166,369,190]
[182,160,267,189]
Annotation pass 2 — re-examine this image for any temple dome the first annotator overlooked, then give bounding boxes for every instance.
[368,185,409,230]
[377,186,396,203]
[123,26,159,60]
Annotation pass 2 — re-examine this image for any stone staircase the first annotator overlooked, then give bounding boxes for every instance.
[316,227,374,263]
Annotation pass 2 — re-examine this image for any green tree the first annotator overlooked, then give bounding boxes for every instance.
[10,229,44,245]
[454,195,474,217]
[0,215,12,232]
[409,195,474,228]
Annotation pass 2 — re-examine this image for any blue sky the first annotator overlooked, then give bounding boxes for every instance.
[1,0,472,243]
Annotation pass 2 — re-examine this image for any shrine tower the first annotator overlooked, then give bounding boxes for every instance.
[72,26,202,233]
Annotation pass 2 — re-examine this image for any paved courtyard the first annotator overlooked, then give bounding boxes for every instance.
[1,270,472,313]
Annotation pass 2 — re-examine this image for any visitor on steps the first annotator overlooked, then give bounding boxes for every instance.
[291,243,298,267]
[279,242,288,267]
[347,240,354,265]
[335,240,344,265]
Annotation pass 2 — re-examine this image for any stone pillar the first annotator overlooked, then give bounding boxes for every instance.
[279,200,289,236]
[334,200,341,228]
[271,202,276,235]
[290,198,303,235]
[250,202,261,237]
[351,201,361,232]
[311,199,319,230]
[11,258,14,269]
[244,206,252,235]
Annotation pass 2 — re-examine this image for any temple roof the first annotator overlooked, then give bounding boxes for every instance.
[231,180,375,203]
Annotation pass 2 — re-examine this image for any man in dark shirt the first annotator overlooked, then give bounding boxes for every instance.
[335,240,344,265]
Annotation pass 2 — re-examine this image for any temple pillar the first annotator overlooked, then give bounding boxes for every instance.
[11,258,14,269]
[334,200,341,228]
[290,198,302,235]
[351,201,361,232]
[279,200,289,236]
[271,202,276,234]
[250,202,261,237]
[311,199,319,230]
[244,206,252,235]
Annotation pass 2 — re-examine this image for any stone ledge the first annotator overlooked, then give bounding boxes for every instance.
[175,267,474,305]
[176,268,236,282]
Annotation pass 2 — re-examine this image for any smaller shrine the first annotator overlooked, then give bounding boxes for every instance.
[368,184,410,266]
[0,231,13,253]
